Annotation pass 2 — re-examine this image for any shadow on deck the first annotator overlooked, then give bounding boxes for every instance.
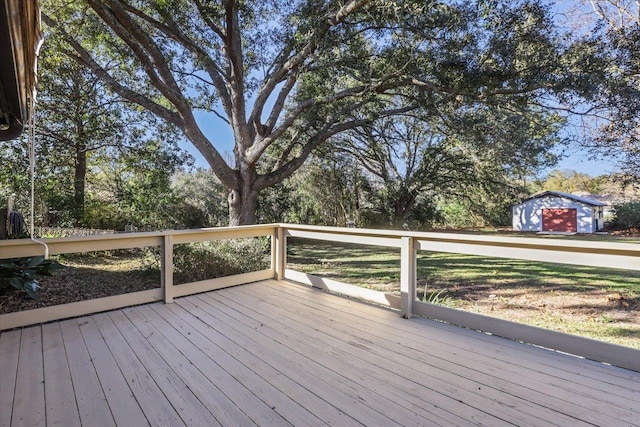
[1,280,639,426]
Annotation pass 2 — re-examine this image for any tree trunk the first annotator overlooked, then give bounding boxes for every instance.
[227,162,259,226]
[74,143,87,225]
[228,187,259,226]
[393,192,415,224]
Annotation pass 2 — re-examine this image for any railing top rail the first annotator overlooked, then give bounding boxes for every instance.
[1,223,638,260]
[0,224,278,258]
[0,224,278,246]
[279,223,640,254]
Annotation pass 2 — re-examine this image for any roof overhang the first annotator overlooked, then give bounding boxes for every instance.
[515,190,608,207]
[0,0,42,141]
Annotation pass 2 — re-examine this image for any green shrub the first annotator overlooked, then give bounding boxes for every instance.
[435,200,484,229]
[608,202,640,230]
[144,238,270,284]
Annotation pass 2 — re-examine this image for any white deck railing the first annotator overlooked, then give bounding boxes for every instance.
[1,224,639,371]
[0,225,277,330]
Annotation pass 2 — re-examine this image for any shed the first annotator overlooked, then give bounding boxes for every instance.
[512,191,607,233]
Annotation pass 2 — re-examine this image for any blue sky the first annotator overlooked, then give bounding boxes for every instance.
[552,149,617,176]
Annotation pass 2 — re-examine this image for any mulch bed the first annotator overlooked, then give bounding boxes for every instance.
[609,227,640,237]
[0,256,160,314]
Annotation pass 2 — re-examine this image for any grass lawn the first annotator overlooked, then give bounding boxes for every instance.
[286,237,640,349]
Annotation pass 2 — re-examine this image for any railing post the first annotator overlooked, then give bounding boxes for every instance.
[400,236,416,319]
[161,234,174,303]
[274,226,286,281]
[271,227,276,273]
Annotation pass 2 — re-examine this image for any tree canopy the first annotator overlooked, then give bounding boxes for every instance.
[39,0,621,225]
[0,33,193,229]
[585,1,640,179]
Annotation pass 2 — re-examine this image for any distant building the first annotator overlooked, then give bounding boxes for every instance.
[512,191,608,233]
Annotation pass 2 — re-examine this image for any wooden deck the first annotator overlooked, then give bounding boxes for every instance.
[1,280,638,427]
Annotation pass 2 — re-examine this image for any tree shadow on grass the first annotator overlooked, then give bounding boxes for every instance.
[607,327,640,339]
[288,240,640,313]
[563,297,640,312]
[289,258,401,284]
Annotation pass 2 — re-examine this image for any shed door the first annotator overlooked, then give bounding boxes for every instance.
[542,208,577,232]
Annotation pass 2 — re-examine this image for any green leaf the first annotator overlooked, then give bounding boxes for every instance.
[25,285,39,301]
[27,256,45,267]
[9,277,24,290]
[47,261,65,270]
[0,263,18,269]
[0,257,63,300]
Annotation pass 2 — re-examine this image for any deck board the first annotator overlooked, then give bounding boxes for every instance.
[1,279,639,427]
[280,280,639,414]
[254,280,637,423]
[224,283,587,426]
[269,280,639,391]
[0,329,20,427]
[203,288,509,426]
[173,297,363,426]
[149,301,330,426]
[131,304,290,427]
[91,312,186,426]
[186,293,425,426]
[121,307,255,426]
[59,318,115,426]
[12,326,45,426]
[42,322,81,427]
[77,316,150,427]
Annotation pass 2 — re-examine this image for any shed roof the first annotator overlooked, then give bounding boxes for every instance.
[517,190,608,207]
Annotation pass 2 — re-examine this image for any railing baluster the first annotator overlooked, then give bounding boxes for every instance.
[400,236,416,319]
[161,234,174,303]
[271,227,276,274]
[274,226,286,281]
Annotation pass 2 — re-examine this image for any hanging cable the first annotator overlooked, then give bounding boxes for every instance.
[28,96,49,259]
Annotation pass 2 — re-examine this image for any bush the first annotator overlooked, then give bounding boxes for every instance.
[144,238,270,284]
[608,202,640,230]
[435,200,483,229]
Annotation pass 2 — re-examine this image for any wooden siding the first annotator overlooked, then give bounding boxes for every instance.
[1,280,638,427]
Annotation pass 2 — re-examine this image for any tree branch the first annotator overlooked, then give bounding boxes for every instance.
[87,0,187,109]
[42,13,184,129]
[248,0,373,149]
[256,117,369,190]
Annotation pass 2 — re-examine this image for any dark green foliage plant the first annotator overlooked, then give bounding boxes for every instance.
[171,169,228,227]
[608,202,640,230]
[143,238,270,284]
[172,239,270,284]
[0,256,64,300]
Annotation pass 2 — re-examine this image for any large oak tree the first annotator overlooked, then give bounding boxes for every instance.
[42,0,609,224]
